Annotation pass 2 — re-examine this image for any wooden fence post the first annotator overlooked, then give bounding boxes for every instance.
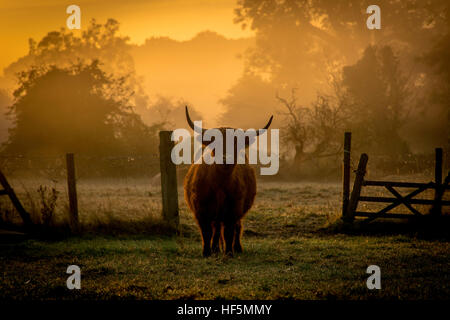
[159,131,179,228]
[345,153,368,223]
[432,148,443,216]
[342,132,352,218]
[66,153,79,231]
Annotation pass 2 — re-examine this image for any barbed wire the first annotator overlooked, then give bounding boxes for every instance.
[0,150,441,182]
[0,153,162,182]
[348,152,436,177]
[0,153,160,160]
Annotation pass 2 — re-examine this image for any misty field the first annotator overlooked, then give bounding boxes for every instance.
[0,179,449,300]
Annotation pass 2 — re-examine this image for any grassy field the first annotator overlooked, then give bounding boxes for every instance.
[0,179,449,300]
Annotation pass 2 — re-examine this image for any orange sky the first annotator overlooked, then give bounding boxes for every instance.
[0,0,254,73]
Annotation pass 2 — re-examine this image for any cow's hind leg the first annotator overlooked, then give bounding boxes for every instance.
[211,221,222,254]
[233,220,243,253]
[199,219,212,257]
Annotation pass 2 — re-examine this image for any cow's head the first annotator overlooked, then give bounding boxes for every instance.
[185,106,273,166]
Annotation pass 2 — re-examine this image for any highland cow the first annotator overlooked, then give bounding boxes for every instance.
[183,107,273,257]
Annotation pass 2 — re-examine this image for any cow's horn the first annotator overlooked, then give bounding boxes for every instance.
[255,115,273,136]
[185,106,207,133]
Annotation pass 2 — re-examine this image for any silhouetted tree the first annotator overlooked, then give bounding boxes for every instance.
[234,0,448,94]
[228,0,449,155]
[341,45,411,157]
[145,95,203,130]
[422,23,450,154]
[0,90,12,144]
[3,61,159,156]
[5,19,133,82]
[219,73,277,129]
[276,89,343,165]
[277,45,411,166]
[2,19,149,131]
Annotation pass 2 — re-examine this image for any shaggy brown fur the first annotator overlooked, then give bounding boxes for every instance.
[184,158,256,257]
[183,107,272,257]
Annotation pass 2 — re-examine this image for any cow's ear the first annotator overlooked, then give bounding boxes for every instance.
[202,129,222,147]
[194,132,212,146]
[202,136,214,147]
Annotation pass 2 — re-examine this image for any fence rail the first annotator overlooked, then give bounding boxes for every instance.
[357,196,450,205]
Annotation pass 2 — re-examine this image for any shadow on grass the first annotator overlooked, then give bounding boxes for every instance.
[0,216,188,242]
[319,215,450,241]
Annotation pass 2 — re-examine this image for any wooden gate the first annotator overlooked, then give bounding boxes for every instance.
[0,169,32,227]
[342,149,450,223]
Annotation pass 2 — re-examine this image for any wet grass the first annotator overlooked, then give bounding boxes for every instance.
[0,180,449,300]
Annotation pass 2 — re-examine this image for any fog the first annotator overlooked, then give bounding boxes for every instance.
[0,0,448,178]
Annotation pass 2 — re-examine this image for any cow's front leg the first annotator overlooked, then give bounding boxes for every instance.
[199,219,212,257]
